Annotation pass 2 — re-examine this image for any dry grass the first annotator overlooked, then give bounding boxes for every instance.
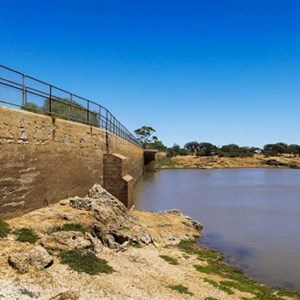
[158,154,300,169]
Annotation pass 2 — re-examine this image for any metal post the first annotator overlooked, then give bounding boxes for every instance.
[22,74,26,107]
[49,85,52,115]
[69,94,72,120]
[105,110,109,132]
[87,100,90,124]
[99,105,101,128]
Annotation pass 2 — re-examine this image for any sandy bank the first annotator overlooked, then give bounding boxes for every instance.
[157,154,300,170]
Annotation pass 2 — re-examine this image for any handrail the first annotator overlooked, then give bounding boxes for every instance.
[0,64,141,147]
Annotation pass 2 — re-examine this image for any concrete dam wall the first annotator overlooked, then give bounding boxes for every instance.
[0,106,144,218]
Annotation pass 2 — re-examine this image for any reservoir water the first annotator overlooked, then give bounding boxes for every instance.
[133,168,300,290]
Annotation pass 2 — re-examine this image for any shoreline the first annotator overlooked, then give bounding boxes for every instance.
[156,154,300,170]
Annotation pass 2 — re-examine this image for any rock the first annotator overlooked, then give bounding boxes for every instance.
[8,252,30,273]
[265,159,288,167]
[290,164,300,169]
[87,183,107,199]
[182,215,203,230]
[40,231,91,251]
[159,232,180,245]
[49,291,79,300]
[69,186,153,249]
[59,199,70,206]
[60,213,76,221]
[85,232,103,253]
[8,245,53,273]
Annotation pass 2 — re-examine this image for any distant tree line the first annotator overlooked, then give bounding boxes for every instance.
[135,126,300,157]
[166,142,300,158]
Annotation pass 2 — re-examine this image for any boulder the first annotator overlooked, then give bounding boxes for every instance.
[40,231,91,251]
[8,245,53,273]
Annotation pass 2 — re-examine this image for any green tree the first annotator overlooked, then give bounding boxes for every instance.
[147,137,167,150]
[217,144,253,158]
[263,143,288,156]
[184,141,200,155]
[167,144,189,157]
[197,142,218,156]
[134,126,156,149]
[287,144,300,155]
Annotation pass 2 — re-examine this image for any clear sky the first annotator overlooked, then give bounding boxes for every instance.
[1,0,299,147]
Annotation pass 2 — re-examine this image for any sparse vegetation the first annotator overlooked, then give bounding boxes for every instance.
[57,223,86,234]
[177,240,222,261]
[204,297,219,300]
[156,158,177,168]
[159,255,179,265]
[203,278,234,295]
[0,219,10,238]
[59,249,115,275]
[14,228,38,243]
[177,239,300,300]
[168,284,193,295]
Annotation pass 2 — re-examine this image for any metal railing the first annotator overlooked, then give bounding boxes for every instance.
[0,64,141,147]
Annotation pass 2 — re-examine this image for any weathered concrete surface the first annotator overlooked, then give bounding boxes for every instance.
[0,106,143,218]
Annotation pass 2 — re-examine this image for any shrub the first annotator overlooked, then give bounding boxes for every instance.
[14,228,38,243]
[0,219,10,238]
[57,223,86,234]
[59,250,115,275]
[168,284,193,295]
[159,255,179,265]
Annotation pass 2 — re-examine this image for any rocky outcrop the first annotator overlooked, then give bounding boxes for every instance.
[0,184,205,300]
[68,184,201,249]
[8,245,53,273]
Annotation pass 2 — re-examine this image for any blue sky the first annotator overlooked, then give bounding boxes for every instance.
[1,0,299,147]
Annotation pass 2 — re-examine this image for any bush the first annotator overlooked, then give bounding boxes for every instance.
[57,223,86,234]
[168,284,193,295]
[59,250,115,275]
[160,255,179,265]
[14,228,39,243]
[0,219,10,238]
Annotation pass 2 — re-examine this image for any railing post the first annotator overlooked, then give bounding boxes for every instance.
[87,100,90,124]
[99,106,101,128]
[22,74,26,107]
[69,94,72,120]
[105,110,109,132]
[49,85,52,115]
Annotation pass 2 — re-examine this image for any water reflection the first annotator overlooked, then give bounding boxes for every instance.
[133,168,300,290]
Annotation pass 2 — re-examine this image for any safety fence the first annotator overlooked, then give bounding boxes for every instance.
[0,65,141,147]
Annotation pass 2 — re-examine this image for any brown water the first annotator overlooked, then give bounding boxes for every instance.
[133,168,300,290]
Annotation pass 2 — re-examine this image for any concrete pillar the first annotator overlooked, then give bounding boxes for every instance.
[103,153,133,208]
